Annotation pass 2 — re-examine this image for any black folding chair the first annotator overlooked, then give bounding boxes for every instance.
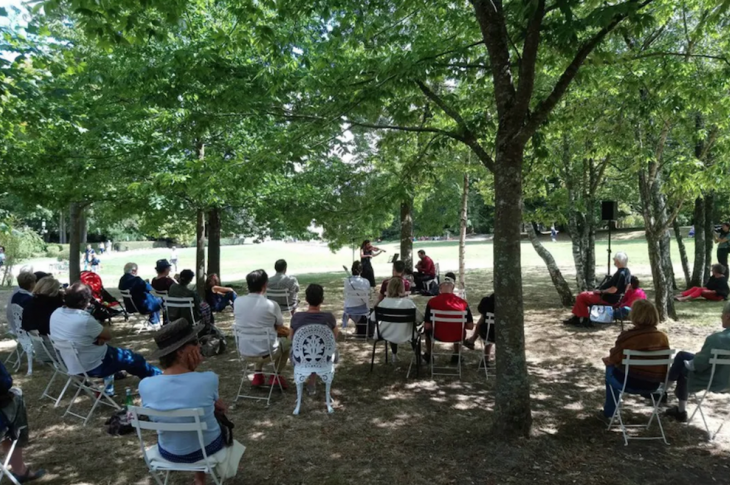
[371,307,421,378]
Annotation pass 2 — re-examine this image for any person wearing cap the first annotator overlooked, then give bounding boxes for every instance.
[151,259,177,293]
[118,262,163,325]
[139,319,229,485]
[376,260,411,303]
[423,277,474,364]
[715,222,730,276]
[413,250,436,292]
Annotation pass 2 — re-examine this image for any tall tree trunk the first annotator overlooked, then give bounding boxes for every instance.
[207,207,221,279]
[584,199,597,289]
[59,211,67,244]
[493,143,531,437]
[567,211,588,291]
[458,174,469,290]
[645,230,672,320]
[80,208,88,245]
[690,197,706,286]
[196,209,206,299]
[527,222,574,307]
[704,194,715,284]
[672,219,691,289]
[69,203,83,283]
[400,201,413,271]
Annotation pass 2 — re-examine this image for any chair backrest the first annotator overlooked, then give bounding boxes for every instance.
[343,279,370,309]
[620,349,675,391]
[50,337,87,376]
[707,349,730,390]
[265,288,291,309]
[233,326,277,358]
[291,324,337,369]
[165,296,196,324]
[152,290,168,299]
[431,309,467,343]
[29,332,65,369]
[119,289,140,313]
[374,306,417,344]
[8,303,23,335]
[484,312,495,339]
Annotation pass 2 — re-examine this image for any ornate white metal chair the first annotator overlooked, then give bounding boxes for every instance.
[291,324,337,415]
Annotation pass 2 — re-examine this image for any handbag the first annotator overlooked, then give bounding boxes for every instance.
[589,305,614,324]
[215,410,234,446]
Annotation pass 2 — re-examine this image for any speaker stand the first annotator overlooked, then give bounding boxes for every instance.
[606,220,613,276]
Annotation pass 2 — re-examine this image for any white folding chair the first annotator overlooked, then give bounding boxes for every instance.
[291,324,337,415]
[163,296,198,327]
[129,406,240,485]
[151,290,169,322]
[429,309,467,380]
[688,348,730,441]
[232,327,284,406]
[265,288,295,317]
[4,304,32,374]
[50,338,121,425]
[119,289,140,313]
[477,312,495,380]
[28,332,72,406]
[0,422,26,485]
[607,349,675,445]
[342,281,371,341]
[422,263,441,294]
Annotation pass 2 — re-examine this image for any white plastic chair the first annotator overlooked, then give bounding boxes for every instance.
[607,349,675,445]
[129,406,238,485]
[477,312,495,380]
[429,309,468,380]
[232,327,284,406]
[342,281,371,340]
[50,338,121,425]
[421,263,441,294]
[165,296,198,326]
[688,348,730,441]
[265,288,295,317]
[291,324,337,415]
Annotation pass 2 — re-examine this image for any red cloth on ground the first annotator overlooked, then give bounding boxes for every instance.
[572,291,605,318]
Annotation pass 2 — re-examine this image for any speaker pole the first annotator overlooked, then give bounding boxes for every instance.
[607,221,612,276]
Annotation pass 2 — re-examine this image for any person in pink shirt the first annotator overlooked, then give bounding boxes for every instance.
[617,276,647,319]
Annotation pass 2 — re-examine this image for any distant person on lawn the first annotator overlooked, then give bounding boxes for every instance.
[170,246,179,273]
[413,250,436,292]
[675,264,729,302]
[377,260,411,303]
[664,301,730,422]
[205,274,237,313]
[601,299,670,418]
[118,262,163,325]
[564,252,631,327]
[151,259,177,293]
[267,259,300,313]
[233,270,290,389]
[423,277,474,365]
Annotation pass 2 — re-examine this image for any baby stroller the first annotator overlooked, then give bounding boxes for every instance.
[80,271,129,323]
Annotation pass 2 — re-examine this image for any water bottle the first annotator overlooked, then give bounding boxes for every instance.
[125,387,134,423]
[103,375,115,396]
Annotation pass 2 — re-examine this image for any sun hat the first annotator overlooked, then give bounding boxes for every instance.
[155,259,172,272]
[151,318,203,359]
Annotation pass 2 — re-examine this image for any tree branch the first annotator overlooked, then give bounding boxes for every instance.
[513,0,546,121]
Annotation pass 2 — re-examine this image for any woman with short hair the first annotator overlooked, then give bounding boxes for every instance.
[204,273,237,313]
[118,262,162,325]
[375,278,423,363]
[22,277,63,336]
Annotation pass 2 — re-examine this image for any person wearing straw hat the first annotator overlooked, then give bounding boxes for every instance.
[139,319,229,485]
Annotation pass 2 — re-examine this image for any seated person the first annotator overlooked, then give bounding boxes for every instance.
[168,270,209,325]
[664,302,730,422]
[290,284,338,394]
[343,261,372,336]
[233,270,290,389]
[5,272,36,334]
[267,259,299,313]
[205,274,237,312]
[564,252,630,327]
[140,319,230,485]
[413,250,436,291]
[423,278,474,364]
[0,360,45,482]
[375,278,423,362]
[615,276,647,319]
[150,259,177,293]
[50,283,161,384]
[377,260,411,303]
[118,262,162,325]
[462,293,495,364]
[601,299,670,418]
[22,276,63,345]
[675,264,729,302]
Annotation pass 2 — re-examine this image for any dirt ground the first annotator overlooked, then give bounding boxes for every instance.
[2,268,730,485]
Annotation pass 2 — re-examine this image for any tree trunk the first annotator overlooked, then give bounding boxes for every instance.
[645,229,672,321]
[584,199,597,289]
[704,194,715,285]
[673,218,691,289]
[690,197,706,287]
[59,211,67,244]
[207,207,221,279]
[69,203,83,283]
[527,222,575,307]
[196,209,206,299]
[492,142,532,437]
[400,201,413,271]
[567,210,588,292]
[458,174,469,290]
[660,230,677,291]
[80,208,88,245]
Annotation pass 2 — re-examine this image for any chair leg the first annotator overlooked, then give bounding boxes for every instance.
[370,340,378,372]
[55,376,75,408]
[1,438,22,485]
[293,380,304,415]
[25,348,33,376]
[64,380,85,418]
[41,369,59,401]
[325,378,334,414]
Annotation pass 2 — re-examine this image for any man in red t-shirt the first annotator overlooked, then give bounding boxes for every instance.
[377,260,411,303]
[413,250,436,292]
[424,278,474,364]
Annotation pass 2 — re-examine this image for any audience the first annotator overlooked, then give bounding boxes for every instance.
[268,259,300,313]
[664,302,730,422]
[22,277,63,336]
[413,250,436,292]
[151,259,177,293]
[118,262,163,325]
[0,360,45,482]
[205,274,237,313]
[140,319,227,485]
[343,261,372,337]
[615,276,647,319]
[5,272,36,334]
[375,278,422,363]
[168,270,208,325]
[423,278,474,364]
[233,270,290,389]
[50,283,161,388]
[462,293,495,365]
[565,252,631,327]
[290,284,338,394]
[675,264,729,302]
[601,299,670,418]
[377,260,411,303]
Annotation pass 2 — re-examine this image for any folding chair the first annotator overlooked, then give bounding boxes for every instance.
[151,290,169,323]
[422,263,441,295]
[50,338,121,426]
[371,307,420,378]
[265,288,295,318]
[164,296,198,326]
[29,333,72,406]
[232,327,284,406]
[0,423,26,485]
[688,348,730,441]
[119,289,140,314]
[429,309,468,380]
[4,304,32,374]
[292,324,337,415]
[129,406,240,485]
[607,349,675,445]
[477,312,495,379]
[342,281,371,341]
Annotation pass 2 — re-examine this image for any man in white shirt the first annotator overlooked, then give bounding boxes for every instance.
[50,283,160,381]
[267,259,300,313]
[233,270,290,389]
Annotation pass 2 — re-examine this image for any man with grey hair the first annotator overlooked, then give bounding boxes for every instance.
[423,276,474,364]
[664,301,730,422]
[118,262,162,325]
[564,251,631,328]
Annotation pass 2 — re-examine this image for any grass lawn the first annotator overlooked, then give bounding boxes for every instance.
[3,233,730,484]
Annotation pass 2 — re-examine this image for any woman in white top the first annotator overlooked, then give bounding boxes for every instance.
[375,278,423,362]
[343,261,372,336]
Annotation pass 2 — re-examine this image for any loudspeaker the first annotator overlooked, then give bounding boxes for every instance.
[601,201,618,221]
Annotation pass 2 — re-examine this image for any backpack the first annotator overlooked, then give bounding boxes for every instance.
[199,325,227,357]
